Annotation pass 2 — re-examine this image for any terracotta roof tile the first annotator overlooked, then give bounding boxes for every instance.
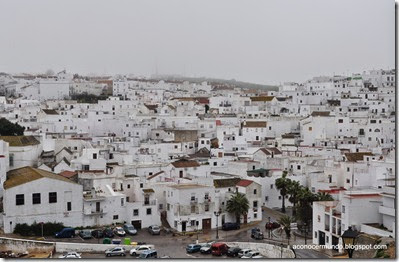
[236,179,253,187]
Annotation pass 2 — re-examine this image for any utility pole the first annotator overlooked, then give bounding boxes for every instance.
[214,210,221,240]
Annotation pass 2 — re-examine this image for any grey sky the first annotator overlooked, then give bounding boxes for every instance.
[0,0,394,85]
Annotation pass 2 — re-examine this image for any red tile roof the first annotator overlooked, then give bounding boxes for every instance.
[58,170,78,178]
[236,179,253,187]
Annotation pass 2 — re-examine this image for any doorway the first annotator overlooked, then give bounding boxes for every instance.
[182,221,187,232]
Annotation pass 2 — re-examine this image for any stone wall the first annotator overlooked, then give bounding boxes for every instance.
[0,237,55,253]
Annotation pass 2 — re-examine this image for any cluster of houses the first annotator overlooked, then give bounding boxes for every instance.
[0,69,395,250]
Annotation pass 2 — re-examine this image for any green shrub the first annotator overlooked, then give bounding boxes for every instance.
[13,222,65,236]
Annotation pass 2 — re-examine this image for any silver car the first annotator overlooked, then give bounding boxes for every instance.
[148,225,161,235]
[105,246,126,257]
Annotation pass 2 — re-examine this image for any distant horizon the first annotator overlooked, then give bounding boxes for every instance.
[1,67,395,87]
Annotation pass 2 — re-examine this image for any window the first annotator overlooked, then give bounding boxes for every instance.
[191,220,196,227]
[179,170,183,178]
[270,184,274,189]
[113,215,119,220]
[347,167,350,172]
[253,201,258,208]
[191,205,196,213]
[346,179,350,183]
[32,193,41,204]
[297,165,301,170]
[205,204,209,212]
[308,127,312,131]
[315,231,317,238]
[254,213,257,219]
[67,202,72,211]
[9,153,14,167]
[127,184,130,189]
[342,205,345,213]
[140,183,143,188]
[253,189,257,195]
[49,192,57,203]
[121,198,124,206]
[147,208,152,215]
[133,209,139,216]
[16,194,24,205]
[338,119,343,123]
[265,196,268,201]
[278,196,282,200]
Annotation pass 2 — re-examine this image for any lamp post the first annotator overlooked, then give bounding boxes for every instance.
[304,222,307,245]
[214,209,222,240]
[280,243,284,258]
[268,217,271,239]
[341,226,359,258]
[196,221,199,244]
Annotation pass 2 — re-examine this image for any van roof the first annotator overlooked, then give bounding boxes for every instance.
[212,242,226,247]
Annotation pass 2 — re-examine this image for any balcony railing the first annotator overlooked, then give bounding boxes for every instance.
[143,200,156,206]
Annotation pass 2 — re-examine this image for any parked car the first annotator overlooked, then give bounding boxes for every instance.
[103,228,114,238]
[251,228,264,240]
[55,228,75,238]
[113,227,126,237]
[79,229,92,239]
[200,242,215,254]
[227,247,242,257]
[138,250,158,259]
[186,244,202,253]
[105,247,126,257]
[91,229,104,238]
[222,222,240,231]
[211,242,229,256]
[148,225,161,235]
[241,251,262,258]
[130,245,155,256]
[238,249,252,258]
[123,223,137,235]
[58,252,81,258]
[265,222,280,230]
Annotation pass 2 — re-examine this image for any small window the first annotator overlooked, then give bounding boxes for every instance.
[265,196,268,201]
[113,215,119,220]
[140,183,143,188]
[270,184,274,189]
[308,127,312,131]
[338,119,343,123]
[49,192,57,203]
[32,193,41,205]
[127,184,130,189]
[67,202,72,211]
[147,208,152,215]
[16,194,24,206]
[278,196,282,200]
[253,189,257,195]
[205,204,209,212]
[342,205,345,213]
[346,179,350,183]
[133,209,139,216]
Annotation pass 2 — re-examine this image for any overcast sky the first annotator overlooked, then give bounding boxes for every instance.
[0,0,395,85]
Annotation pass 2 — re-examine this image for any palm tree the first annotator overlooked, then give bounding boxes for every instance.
[297,187,316,225]
[275,171,291,213]
[278,215,294,240]
[315,192,334,201]
[226,192,249,224]
[288,181,302,217]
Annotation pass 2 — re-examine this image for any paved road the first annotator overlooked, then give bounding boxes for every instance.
[293,249,330,259]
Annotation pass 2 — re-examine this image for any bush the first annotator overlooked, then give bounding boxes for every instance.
[13,222,65,236]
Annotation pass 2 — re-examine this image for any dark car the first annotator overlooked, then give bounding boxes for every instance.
[251,227,264,240]
[265,222,281,230]
[186,244,202,253]
[91,229,104,238]
[79,229,92,239]
[222,222,240,231]
[55,228,75,238]
[103,228,114,238]
[227,247,242,257]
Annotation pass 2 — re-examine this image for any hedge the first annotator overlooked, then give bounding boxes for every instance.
[14,222,65,236]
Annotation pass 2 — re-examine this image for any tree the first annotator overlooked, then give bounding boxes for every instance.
[275,171,291,213]
[0,118,25,136]
[296,187,316,225]
[278,215,294,240]
[288,180,302,217]
[226,192,249,224]
[315,192,334,201]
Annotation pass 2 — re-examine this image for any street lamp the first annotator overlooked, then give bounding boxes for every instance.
[268,217,271,239]
[341,226,359,258]
[214,209,222,240]
[304,223,307,245]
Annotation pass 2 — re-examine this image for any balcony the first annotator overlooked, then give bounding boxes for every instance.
[325,224,330,231]
[143,200,157,206]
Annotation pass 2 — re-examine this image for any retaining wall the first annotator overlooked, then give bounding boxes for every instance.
[0,237,55,253]
[55,242,135,253]
[226,241,295,258]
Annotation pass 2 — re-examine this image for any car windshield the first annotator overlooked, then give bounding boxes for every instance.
[153,226,159,230]
[126,226,134,230]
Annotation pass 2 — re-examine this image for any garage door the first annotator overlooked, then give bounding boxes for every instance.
[131,220,142,230]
